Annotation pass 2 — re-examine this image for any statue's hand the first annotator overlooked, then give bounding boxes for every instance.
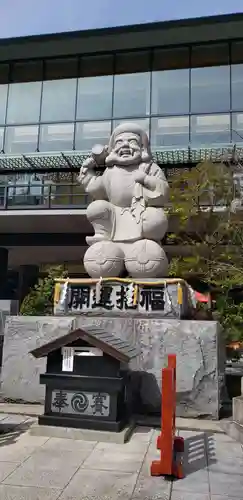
[134,171,146,185]
[78,157,97,183]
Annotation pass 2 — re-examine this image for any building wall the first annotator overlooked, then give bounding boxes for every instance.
[0,32,243,292]
[0,41,242,157]
[0,39,242,208]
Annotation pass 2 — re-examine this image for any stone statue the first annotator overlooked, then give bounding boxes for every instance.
[78,122,169,278]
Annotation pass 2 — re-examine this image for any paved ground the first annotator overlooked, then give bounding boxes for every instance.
[0,413,242,500]
[0,403,225,433]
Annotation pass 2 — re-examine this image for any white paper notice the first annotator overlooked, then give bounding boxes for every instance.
[62,347,74,372]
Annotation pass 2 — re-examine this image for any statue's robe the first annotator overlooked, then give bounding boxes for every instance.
[83,162,169,242]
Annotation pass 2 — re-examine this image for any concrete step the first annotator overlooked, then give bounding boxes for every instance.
[233,395,243,425]
[220,418,243,445]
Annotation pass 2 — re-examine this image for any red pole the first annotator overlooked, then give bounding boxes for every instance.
[151,365,174,476]
[168,354,177,439]
[150,354,184,479]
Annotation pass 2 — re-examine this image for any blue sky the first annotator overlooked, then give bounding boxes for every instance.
[0,0,242,39]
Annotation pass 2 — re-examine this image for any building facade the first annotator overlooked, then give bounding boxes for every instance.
[0,13,243,301]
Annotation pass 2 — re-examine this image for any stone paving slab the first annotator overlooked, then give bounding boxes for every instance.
[0,414,243,499]
[171,494,210,500]
[0,485,62,500]
[3,460,80,490]
[58,470,138,500]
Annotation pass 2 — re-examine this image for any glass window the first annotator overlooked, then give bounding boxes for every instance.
[112,118,150,138]
[6,173,51,207]
[11,60,43,83]
[80,54,113,77]
[115,51,150,74]
[0,127,4,150]
[232,41,243,64]
[153,47,189,70]
[151,69,189,116]
[45,58,78,80]
[75,121,111,150]
[4,125,38,154]
[113,72,150,118]
[6,82,42,124]
[191,66,230,113]
[232,113,243,143]
[0,64,9,84]
[51,176,73,207]
[76,76,113,120]
[151,116,189,147]
[0,85,8,124]
[41,79,76,122]
[232,65,243,111]
[52,174,86,208]
[191,43,229,68]
[190,114,230,145]
[39,123,74,151]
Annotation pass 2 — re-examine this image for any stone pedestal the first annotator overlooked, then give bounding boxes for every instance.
[74,316,224,419]
[1,315,224,419]
[1,316,75,403]
[0,300,18,379]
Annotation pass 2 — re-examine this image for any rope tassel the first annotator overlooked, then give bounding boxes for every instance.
[60,278,69,305]
[95,277,103,303]
[177,283,183,305]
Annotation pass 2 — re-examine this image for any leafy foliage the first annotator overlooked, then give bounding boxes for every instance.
[168,161,243,285]
[215,293,243,342]
[20,265,67,316]
[168,160,243,341]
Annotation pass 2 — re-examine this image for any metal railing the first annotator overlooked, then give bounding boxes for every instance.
[0,183,90,210]
[0,181,240,211]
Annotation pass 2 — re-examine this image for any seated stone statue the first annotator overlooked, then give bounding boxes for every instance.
[78,122,169,278]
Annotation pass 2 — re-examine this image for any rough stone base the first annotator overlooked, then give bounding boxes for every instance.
[30,423,135,443]
[1,316,76,403]
[1,316,225,419]
[74,316,224,419]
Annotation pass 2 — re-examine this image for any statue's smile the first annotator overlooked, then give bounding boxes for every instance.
[118,147,133,157]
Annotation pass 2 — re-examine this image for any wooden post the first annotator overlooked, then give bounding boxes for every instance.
[150,354,184,479]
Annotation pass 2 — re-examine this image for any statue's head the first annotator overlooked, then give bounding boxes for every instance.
[106,123,152,168]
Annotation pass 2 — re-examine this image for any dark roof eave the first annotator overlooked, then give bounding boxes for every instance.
[0,12,242,47]
[30,327,138,363]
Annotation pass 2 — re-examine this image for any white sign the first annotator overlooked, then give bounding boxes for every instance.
[74,347,103,357]
[62,347,74,372]
[67,283,167,313]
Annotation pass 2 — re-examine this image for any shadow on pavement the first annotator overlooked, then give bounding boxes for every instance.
[181,432,217,476]
[0,420,33,447]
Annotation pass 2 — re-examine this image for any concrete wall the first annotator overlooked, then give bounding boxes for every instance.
[0,300,18,375]
[1,315,225,419]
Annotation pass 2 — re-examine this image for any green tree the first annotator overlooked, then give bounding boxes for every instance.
[167,160,243,341]
[20,265,67,316]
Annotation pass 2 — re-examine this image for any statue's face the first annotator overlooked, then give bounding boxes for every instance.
[106,132,142,167]
[114,133,141,159]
